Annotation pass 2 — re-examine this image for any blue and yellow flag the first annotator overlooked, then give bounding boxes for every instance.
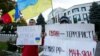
[21,0,52,20]
[15,5,20,21]
[17,0,38,10]
[8,0,52,21]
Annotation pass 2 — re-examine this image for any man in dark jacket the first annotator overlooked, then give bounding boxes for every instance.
[60,13,71,24]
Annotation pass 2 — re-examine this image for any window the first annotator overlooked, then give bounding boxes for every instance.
[73,14,81,19]
[73,14,81,23]
[64,13,66,16]
[73,15,77,23]
[72,8,79,13]
[73,15,77,18]
[82,13,88,20]
[81,7,86,11]
[77,14,81,21]
[72,9,74,13]
[68,11,71,15]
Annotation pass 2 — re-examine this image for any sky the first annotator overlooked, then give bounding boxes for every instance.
[52,0,100,9]
[27,0,100,23]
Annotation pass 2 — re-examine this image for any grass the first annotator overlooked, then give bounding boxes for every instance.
[0,42,7,51]
[0,42,8,56]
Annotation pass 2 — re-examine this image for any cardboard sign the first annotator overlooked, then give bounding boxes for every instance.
[16,25,42,45]
[46,24,95,41]
[43,37,97,56]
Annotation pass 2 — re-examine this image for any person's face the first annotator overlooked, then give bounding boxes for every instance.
[29,20,35,26]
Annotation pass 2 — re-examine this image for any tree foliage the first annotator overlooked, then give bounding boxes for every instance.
[0,0,14,25]
[89,2,99,21]
[89,2,100,40]
[89,2,100,31]
[1,18,27,34]
[17,18,27,26]
[36,13,46,32]
[36,13,46,25]
[0,0,14,15]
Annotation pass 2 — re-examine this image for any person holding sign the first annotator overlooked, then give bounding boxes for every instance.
[60,13,71,24]
[22,19,38,56]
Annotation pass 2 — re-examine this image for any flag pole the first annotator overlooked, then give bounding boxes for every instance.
[51,0,54,19]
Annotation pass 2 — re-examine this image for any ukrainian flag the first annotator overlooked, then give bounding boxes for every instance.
[21,0,52,20]
[17,0,38,10]
[1,0,52,23]
[35,37,41,43]
[15,5,20,21]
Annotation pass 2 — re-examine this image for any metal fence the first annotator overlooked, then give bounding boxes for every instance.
[0,34,17,42]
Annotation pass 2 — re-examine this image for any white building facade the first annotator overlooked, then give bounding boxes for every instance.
[47,1,100,24]
[47,8,66,24]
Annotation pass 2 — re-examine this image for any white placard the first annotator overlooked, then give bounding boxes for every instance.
[16,37,41,45]
[16,25,42,45]
[46,24,95,41]
[43,37,97,56]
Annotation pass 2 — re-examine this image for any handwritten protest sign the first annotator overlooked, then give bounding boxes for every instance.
[16,25,41,45]
[43,37,97,56]
[46,24,95,41]
[43,24,96,56]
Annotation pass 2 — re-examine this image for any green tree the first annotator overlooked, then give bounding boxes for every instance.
[36,13,46,32]
[0,0,14,15]
[89,2,100,40]
[89,2,99,21]
[17,18,27,26]
[36,14,46,25]
[0,0,14,25]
